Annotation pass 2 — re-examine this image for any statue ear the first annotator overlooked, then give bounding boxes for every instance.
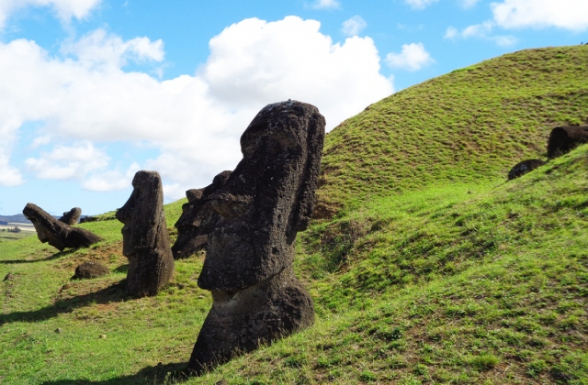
[290,112,325,233]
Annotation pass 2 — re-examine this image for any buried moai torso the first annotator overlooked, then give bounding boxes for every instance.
[171,171,232,259]
[116,171,174,297]
[188,100,325,374]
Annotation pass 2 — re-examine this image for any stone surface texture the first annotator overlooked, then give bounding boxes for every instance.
[188,100,325,374]
[23,203,102,251]
[116,171,175,297]
[508,159,546,180]
[74,261,110,279]
[58,207,82,225]
[547,126,588,159]
[172,171,232,259]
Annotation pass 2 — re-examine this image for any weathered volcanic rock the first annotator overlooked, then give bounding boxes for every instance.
[547,126,588,159]
[58,207,82,225]
[116,171,175,297]
[172,171,232,259]
[190,267,314,372]
[23,203,102,251]
[508,159,546,180]
[188,100,325,374]
[74,261,110,279]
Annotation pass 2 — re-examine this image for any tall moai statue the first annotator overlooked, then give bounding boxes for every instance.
[116,171,175,297]
[172,170,232,259]
[187,100,325,374]
[23,203,102,251]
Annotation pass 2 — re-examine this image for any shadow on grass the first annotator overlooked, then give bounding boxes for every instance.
[0,280,128,326]
[40,362,194,385]
[0,248,77,264]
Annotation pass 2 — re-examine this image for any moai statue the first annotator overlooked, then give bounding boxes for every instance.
[172,170,232,259]
[58,207,82,225]
[187,100,325,374]
[23,203,102,251]
[547,126,588,159]
[116,171,175,297]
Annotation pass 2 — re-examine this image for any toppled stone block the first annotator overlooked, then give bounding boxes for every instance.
[23,203,102,251]
[188,100,325,374]
[116,171,174,297]
[58,207,82,225]
[172,171,232,259]
[547,126,588,159]
[508,159,545,180]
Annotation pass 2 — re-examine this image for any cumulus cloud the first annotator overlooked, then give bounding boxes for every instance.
[25,141,110,180]
[0,17,393,197]
[81,162,140,191]
[308,0,341,9]
[405,0,438,10]
[445,22,517,46]
[60,29,164,71]
[0,0,101,28]
[385,43,434,71]
[341,15,367,36]
[491,0,588,31]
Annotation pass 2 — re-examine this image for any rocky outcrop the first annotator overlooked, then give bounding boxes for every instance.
[188,100,325,374]
[508,159,545,180]
[23,203,102,251]
[58,207,82,225]
[547,126,588,159]
[171,171,232,259]
[116,171,175,297]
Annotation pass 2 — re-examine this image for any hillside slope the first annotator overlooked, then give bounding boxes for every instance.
[317,45,588,209]
[0,46,587,384]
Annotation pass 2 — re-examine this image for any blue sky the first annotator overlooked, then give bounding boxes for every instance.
[0,0,587,216]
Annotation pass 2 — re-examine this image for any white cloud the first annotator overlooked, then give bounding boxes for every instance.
[385,43,434,71]
[81,162,140,191]
[405,0,439,10]
[25,141,110,180]
[446,22,518,46]
[0,0,101,29]
[341,15,367,36]
[444,26,458,39]
[308,0,341,9]
[60,29,164,71]
[0,17,393,197]
[491,0,588,31]
[462,0,481,8]
[0,117,24,186]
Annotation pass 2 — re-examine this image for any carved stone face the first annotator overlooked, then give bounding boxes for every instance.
[116,171,164,257]
[172,171,232,259]
[198,101,325,291]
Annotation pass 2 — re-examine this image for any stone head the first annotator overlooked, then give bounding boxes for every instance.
[198,100,325,290]
[116,171,165,257]
[172,171,232,259]
[23,203,52,244]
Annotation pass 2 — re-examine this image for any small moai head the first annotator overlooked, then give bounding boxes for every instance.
[198,100,325,290]
[116,171,165,257]
[172,171,232,259]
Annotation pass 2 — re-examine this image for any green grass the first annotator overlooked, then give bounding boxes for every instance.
[317,45,588,211]
[1,46,588,384]
[0,230,34,242]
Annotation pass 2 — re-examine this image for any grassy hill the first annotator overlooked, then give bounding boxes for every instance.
[317,45,588,211]
[1,45,587,384]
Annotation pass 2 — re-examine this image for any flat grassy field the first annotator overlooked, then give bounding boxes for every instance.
[1,46,587,384]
